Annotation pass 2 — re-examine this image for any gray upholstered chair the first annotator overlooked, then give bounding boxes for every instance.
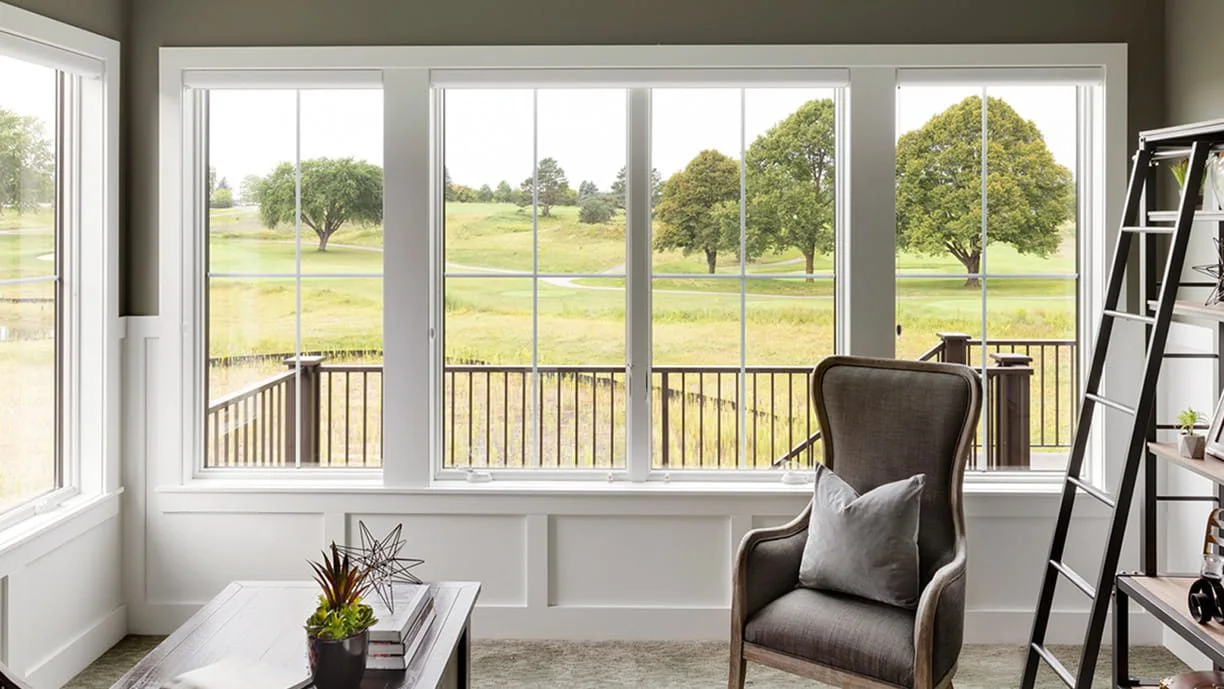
[729,356,981,689]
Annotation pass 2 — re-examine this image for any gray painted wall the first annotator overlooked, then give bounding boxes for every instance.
[117,0,1160,313]
[4,0,124,39]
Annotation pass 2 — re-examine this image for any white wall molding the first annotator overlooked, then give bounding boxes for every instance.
[25,605,127,689]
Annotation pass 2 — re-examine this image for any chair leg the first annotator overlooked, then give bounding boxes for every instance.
[728,642,746,689]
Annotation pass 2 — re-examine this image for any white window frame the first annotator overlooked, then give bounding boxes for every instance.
[0,2,120,529]
[159,44,1126,492]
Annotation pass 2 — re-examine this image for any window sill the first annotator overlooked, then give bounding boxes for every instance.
[163,473,1069,497]
[0,490,122,569]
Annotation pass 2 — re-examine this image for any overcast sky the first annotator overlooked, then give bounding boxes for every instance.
[204,85,1077,194]
[0,55,1078,194]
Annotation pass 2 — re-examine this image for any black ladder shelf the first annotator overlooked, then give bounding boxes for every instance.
[1022,119,1224,689]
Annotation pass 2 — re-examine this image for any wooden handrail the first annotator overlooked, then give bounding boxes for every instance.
[771,430,822,468]
[207,369,295,412]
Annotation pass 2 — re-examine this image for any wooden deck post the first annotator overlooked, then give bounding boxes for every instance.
[989,352,1033,469]
[938,332,971,364]
[284,355,326,465]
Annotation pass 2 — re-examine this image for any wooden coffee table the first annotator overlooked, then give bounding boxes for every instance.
[112,581,480,689]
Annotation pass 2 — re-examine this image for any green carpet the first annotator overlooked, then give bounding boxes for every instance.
[63,636,1189,689]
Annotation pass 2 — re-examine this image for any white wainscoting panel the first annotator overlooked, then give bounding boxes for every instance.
[350,514,528,606]
[147,512,324,603]
[549,515,730,607]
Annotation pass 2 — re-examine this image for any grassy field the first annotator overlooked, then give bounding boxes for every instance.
[196,202,1076,471]
[0,201,1076,492]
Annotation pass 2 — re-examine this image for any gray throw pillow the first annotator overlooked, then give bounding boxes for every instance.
[797,465,925,609]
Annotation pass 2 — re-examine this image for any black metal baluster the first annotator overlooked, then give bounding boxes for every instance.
[362,370,369,467]
[504,371,509,466]
[699,373,705,468]
[680,371,686,468]
[591,371,597,467]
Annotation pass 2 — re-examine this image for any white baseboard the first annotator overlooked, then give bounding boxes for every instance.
[128,601,1162,645]
[966,609,1160,645]
[1164,629,1211,670]
[26,605,126,689]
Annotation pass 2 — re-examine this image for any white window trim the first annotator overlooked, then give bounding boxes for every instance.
[0,2,121,532]
[159,43,1127,493]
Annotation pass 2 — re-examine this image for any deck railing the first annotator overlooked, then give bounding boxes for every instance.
[204,337,1076,470]
[922,333,1077,468]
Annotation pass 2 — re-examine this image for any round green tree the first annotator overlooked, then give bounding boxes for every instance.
[654,150,741,274]
[895,96,1073,287]
[257,157,383,252]
[745,98,836,282]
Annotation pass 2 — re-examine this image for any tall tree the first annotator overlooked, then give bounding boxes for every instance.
[653,150,740,273]
[257,157,383,251]
[896,96,1073,287]
[0,109,53,213]
[578,180,599,201]
[745,99,836,282]
[476,184,494,202]
[611,166,663,209]
[493,180,514,203]
[519,157,570,216]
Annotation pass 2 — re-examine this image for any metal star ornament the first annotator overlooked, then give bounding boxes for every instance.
[337,521,424,612]
[1191,237,1224,307]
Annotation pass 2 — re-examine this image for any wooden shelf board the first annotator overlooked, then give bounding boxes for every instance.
[1149,441,1224,485]
[1148,210,1224,222]
[1117,575,1224,664]
[1146,299,1224,325]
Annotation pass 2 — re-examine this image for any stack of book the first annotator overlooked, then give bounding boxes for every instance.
[366,584,436,671]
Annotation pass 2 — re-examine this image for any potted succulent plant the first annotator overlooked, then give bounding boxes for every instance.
[1178,407,1208,459]
[305,543,377,689]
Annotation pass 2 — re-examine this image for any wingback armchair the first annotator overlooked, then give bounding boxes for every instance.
[729,356,981,689]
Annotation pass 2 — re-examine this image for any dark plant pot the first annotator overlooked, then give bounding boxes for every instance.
[308,630,368,689]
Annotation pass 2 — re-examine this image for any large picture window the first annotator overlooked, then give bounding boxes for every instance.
[165,47,1122,486]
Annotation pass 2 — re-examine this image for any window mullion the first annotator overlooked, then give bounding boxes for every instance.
[626,88,651,481]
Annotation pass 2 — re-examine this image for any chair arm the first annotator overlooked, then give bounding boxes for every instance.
[731,502,811,628]
[912,543,967,689]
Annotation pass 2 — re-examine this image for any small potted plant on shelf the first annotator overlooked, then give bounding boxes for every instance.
[306,543,377,689]
[1178,407,1208,459]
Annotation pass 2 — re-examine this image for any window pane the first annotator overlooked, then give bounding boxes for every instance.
[0,56,58,509]
[300,278,383,467]
[983,86,1077,276]
[536,89,625,274]
[651,88,742,275]
[444,90,533,273]
[443,277,534,468]
[207,90,296,275]
[652,284,741,469]
[0,57,55,282]
[985,278,1077,472]
[206,277,295,468]
[299,89,384,271]
[744,278,830,469]
[0,281,56,510]
[896,85,983,280]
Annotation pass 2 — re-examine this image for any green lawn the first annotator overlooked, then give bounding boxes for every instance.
[0,202,1076,479]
